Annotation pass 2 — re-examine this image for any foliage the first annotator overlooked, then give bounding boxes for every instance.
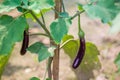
[114,52,120,73]
[0,0,120,80]
[27,42,55,62]
[50,18,71,44]
[0,15,28,55]
[62,35,101,71]
[30,77,40,80]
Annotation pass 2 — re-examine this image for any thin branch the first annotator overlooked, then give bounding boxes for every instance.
[29,33,49,37]
[29,11,51,37]
[60,39,74,48]
[48,57,53,79]
[21,10,29,16]
[61,0,66,12]
[70,10,85,20]
[40,11,46,26]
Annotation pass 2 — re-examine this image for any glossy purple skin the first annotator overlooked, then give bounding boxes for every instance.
[72,37,86,69]
[20,30,29,55]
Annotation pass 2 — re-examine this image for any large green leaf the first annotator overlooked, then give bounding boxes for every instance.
[62,36,100,70]
[0,0,21,13]
[25,8,51,20]
[80,42,101,72]
[114,52,120,73]
[0,0,54,14]
[27,0,55,13]
[83,0,120,23]
[74,42,101,80]
[110,13,120,34]
[62,35,79,59]
[27,42,55,62]
[50,18,71,44]
[30,77,40,80]
[0,52,11,79]
[0,15,28,55]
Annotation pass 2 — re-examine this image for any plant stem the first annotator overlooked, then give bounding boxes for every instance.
[78,12,81,32]
[29,11,51,38]
[61,0,66,12]
[29,33,49,37]
[70,10,85,20]
[52,0,62,80]
[48,57,53,79]
[40,11,46,26]
[60,39,74,48]
[53,45,60,80]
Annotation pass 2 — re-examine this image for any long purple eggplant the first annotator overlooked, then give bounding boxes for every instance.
[72,37,86,69]
[20,30,29,55]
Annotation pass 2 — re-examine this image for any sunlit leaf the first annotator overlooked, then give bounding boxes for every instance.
[62,35,79,58]
[80,42,101,72]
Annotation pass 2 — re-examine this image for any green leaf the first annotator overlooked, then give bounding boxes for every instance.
[59,12,69,18]
[0,0,54,14]
[62,35,79,58]
[27,0,55,13]
[114,52,120,73]
[0,52,11,78]
[25,8,51,20]
[46,78,51,80]
[0,0,21,13]
[80,42,101,72]
[27,42,54,62]
[110,13,120,34]
[50,18,71,44]
[83,0,120,23]
[30,77,40,80]
[0,15,28,55]
[77,3,84,11]
[62,35,101,70]
[62,35,74,42]
[21,0,29,7]
[72,42,101,80]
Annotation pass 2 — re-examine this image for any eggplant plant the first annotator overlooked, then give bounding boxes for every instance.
[0,0,120,80]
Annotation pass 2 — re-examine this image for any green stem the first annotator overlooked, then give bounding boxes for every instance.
[60,39,74,48]
[40,11,46,26]
[43,58,53,80]
[43,65,47,80]
[21,10,29,16]
[29,11,51,38]
[29,33,49,37]
[70,10,85,20]
[78,12,81,32]
[61,0,66,12]
[47,57,53,79]
[77,11,85,38]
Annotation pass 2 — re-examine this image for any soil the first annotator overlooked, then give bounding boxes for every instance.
[1,0,120,80]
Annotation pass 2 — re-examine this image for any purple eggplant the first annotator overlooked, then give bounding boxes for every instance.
[20,30,29,55]
[72,37,86,69]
